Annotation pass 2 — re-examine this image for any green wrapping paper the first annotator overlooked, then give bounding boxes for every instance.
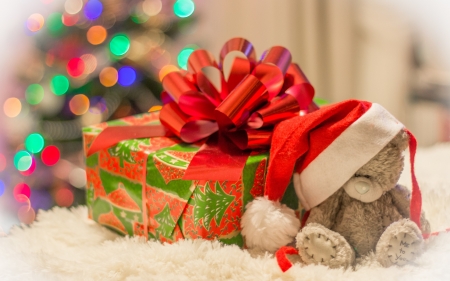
[83,111,298,247]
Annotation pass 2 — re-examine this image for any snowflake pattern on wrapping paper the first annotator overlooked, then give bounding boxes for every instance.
[250,158,266,198]
[98,211,127,235]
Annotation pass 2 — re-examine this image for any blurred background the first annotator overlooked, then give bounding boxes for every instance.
[0,0,449,233]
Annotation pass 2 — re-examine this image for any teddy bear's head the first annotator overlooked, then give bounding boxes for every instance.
[342,130,409,203]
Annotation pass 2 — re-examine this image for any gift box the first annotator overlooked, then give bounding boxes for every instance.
[83,38,315,247]
[83,111,299,246]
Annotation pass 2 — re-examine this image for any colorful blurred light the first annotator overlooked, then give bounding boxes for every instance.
[173,0,195,18]
[0,154,5,172]
[41,145,60,166]
[25,84,45,105]
[47,13,64,33]
[143,0,162,16]
[25,133,45,153]
[159,65,179,81]
[69,168,87,188]
[67,58,85,77]
[118,66,136,86]
[62,13,79,26]
[18,205,36,224]
[80,54,97,74]
[14,150,33,171]
[4,98,22,117]
[65,0,83,15]
[99,67,118,87]
[26,13,45,32]
[13,183,31,203]
[86,25,107,45]
[0,180,4,197]
[89,96,107,113]
[50,75,70,95]
[20,157,36,176]
[69,94,90,115]
[55,187,74,207]
[177,47,194,70]
[84,0,103,20]
[110,34,130,56]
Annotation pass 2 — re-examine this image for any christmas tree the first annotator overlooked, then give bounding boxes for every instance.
[0,0,197,229]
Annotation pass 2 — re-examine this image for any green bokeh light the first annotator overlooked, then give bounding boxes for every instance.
[25,133,45,154]
[50,75,70,95]
[14,150,32,172]
[47,13,64,33]
[109,34,130,56]
[25,84,44,105]
[177,47,195,70]
[173,0,195,18]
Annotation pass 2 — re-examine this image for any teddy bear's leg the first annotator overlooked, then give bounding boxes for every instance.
[296,223,355,268]
[376,219,424,267]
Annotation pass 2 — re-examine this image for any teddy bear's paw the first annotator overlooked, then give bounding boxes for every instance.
[296,223,355,268]
[376,219,424,267]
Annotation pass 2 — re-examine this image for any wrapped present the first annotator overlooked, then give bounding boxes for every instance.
[83,38,315,246]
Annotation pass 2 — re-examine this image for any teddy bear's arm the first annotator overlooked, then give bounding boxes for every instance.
[389,184,431,234]
[306,189,343,228]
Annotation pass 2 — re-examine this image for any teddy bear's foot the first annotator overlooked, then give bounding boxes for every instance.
[296,223,355,268]
[376,219,424,267]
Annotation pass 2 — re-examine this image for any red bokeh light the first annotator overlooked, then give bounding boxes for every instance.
[13,183,31,203]
[41,145,60,166]
[62,13,79,27]
[67,58,85,77]
[0,153,6,172]
[19,157,36,176]
[55,187,74,207]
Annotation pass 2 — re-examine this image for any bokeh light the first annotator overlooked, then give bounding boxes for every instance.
[86,25,107,45]
[143,0,162,16]
[89,96,107,113]
[69,168,87,188]
[159,65,179,81]
[3,98,22,117]
[118,66,137,86]
[0,154,6,172]
[177,47,195,70]
[67,57,85,77]
[18,205,36,224]
[13,183,31,203]
[173,0,195,18]
[50,75,70,95]
[80,54,97,74]
[14,150,33,171]
[69,94,90,115]
[99,67,118,87]
[0,180,4,197]
[55,187,74,207]
[20,157,36,176]
[26,13,45,32]
[47,13,64,33]
[25,133,45,153]
[65,0,83,15]
[41,145,60,166]
[62,13,79,26]
[109,34,130,56]
[25,84,45,105]
[84,0,103,20]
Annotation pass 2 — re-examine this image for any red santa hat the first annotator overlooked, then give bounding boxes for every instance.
[241,99,422,255]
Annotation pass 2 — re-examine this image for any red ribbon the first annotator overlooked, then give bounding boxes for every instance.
[87,38,316,181]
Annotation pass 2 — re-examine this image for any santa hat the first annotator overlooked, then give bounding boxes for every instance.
[241,99,422,255]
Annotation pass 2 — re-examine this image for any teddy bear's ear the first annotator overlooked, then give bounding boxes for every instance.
[391,129,410,151]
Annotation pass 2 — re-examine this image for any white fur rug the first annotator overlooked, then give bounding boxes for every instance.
[1,144,450,281]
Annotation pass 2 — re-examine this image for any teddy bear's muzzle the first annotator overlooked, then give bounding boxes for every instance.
[343,176,383,203]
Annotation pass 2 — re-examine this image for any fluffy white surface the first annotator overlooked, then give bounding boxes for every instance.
[1,144,450,281]
[241,197,300,252]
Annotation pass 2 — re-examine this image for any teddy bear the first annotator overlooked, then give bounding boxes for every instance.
[241,99,430,269]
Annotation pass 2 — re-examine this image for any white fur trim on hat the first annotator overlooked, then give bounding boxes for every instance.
[293,103,404,210]
[241,197,300,252]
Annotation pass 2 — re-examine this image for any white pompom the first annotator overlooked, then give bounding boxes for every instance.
[240,197,300,253]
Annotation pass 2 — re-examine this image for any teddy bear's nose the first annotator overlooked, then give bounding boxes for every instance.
[354,180,371,194]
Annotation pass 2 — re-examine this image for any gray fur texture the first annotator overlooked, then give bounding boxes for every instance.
[297,130,430,268]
